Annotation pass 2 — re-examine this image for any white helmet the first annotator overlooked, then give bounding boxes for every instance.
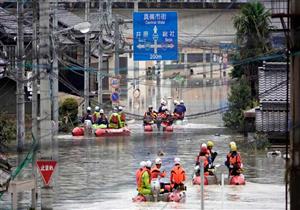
[99,109,104,114]
[95,106,100,112]
[140,161,146,168]
[161,99,166,106]
[118,106,123,111]
[180,100,184,104]
[146,160,152,168]
[148,105,153,109]
[174,100,179,105]
[162,106,168,111]
[113,107,118,112]
[87,106,92,111]
[155,157,162,165]
[201,143,207,149]
[174,157,181,165]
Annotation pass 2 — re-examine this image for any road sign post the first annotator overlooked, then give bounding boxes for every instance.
[133,12,178,61]
[36,160,57,187]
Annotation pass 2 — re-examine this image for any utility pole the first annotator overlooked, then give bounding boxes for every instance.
[134,0,139,88]
[52,0,59,135]
[39,0,53,209]
[98,0,103,105]
[84,0,90,111]
[16,0,25,152]
[114,16,120,76]
[32,0,38,141]
[210,47,213,78]
[290,0,300,209]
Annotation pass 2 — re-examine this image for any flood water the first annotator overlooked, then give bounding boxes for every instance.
[1,81,287,209]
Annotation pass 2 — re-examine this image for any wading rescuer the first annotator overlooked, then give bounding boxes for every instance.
[170,158,186,191]
[137,160,152,196]
[109,107,121,129]
[143,105,157,125]
[225,143,244,176]
[158,99,167,113]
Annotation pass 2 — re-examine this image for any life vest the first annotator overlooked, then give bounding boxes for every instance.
[93,112,100,122]
[137,168,150,191]
[227,152,242,168]
[135,168,143,186]
[110,113,119,124]
[120,113,126,122]
[150,165,166,180]
[171,165,186,185]
[196,155,209,169]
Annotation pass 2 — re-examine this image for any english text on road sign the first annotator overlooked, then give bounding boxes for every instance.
[36,160,57,186]
[133,11,178,61]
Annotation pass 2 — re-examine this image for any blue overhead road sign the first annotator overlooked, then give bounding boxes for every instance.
[133,11,178,61]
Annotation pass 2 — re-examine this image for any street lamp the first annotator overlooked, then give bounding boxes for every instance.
[52,21,91,135]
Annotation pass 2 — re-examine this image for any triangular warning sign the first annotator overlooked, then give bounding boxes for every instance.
[36,160,57,186]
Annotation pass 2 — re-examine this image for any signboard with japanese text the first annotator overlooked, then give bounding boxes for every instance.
[133,11,178,61]
[36,160,57,186]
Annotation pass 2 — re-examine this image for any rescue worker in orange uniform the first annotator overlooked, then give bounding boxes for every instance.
[137,160,152,195]
[170,157,186,191]
[225,143,243,176]
[151,157,166,180]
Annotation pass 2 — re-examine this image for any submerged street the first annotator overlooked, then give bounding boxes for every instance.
[1,83,286,209]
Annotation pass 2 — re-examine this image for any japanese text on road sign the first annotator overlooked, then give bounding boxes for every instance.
[133,11,178,61]
[36,160,57,186]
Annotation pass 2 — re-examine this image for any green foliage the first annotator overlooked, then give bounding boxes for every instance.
[223,77,252,130]
[233,1,272,57]
[0,112,16,144]
[59,98,79,132]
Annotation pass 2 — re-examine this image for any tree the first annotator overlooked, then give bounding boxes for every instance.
[223,76,253,130]
[231,1,272,98]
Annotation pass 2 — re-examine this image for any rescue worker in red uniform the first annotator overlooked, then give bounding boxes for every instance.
[170,157,186,191]
[225,143,243,176]
[195,143,210,175]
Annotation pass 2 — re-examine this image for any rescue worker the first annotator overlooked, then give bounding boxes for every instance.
[195,143,210,174]
[158,100,167,113]
[159,106,173,126]
[92,106,101,123]
[118,106,126,128]
[137,160,152,195]
[151,157,166,180]
[81,106,93,123]
[225,143,243,176]
[173,100,183,120]
[143,105,157,125]
[96,109,109,128]
[109,107,121,129]
[170,157,186,191]
[207,140,218,166]
[136,161,146,187]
